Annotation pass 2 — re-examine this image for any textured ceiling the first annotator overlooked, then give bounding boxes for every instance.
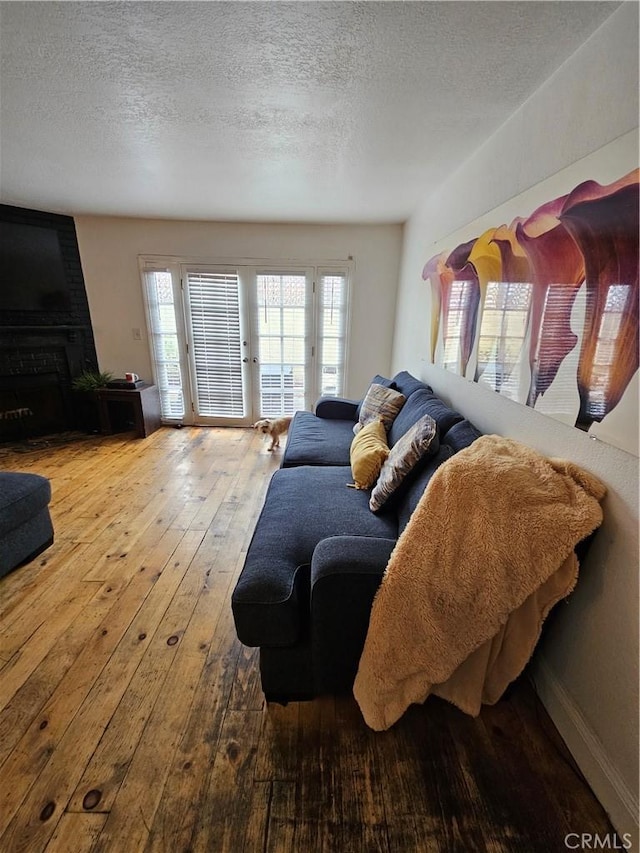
[0,1,620,223]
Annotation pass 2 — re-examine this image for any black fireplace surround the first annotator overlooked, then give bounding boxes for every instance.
[0,205,99,442]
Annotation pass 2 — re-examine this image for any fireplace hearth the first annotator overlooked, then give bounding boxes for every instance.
[0,372,66,441]
[0,328,88,441]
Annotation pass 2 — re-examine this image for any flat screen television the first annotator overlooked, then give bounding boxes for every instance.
[0,220,72,311]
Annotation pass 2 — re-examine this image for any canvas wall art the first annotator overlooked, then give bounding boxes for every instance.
[422,167,639,455]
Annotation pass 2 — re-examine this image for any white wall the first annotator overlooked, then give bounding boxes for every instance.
[74,218,402,401]
[392,2,638,844]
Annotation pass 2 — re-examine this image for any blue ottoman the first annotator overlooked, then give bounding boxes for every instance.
[0,472,54,579]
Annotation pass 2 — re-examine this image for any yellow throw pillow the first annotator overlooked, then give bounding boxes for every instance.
[350,418,390,490]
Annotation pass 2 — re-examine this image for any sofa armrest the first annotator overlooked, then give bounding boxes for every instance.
[314,397,359,420]
[310,535,396,693]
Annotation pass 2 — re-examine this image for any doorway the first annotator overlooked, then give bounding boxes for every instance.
[141,259,351,426]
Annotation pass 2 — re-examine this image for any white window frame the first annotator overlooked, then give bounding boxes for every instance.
[315,267,351,400]
[252,268,315,418]
[139,255,353,424]
[140,260,189,423]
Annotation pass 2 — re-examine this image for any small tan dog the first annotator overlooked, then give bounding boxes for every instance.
[252,416,292,451]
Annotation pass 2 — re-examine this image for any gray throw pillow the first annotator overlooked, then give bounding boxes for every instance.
[370,414,438,511]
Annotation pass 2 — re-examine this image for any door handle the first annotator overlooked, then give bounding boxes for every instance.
[242,357,249,363]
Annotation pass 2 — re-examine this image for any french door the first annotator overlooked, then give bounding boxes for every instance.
[141,259,350,426]
[253,271,313,417]
[182,267,252,425]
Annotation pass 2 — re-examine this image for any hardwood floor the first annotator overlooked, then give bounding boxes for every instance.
[0,427,616,852]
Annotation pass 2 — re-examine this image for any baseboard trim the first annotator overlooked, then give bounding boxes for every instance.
[532,655,639,849]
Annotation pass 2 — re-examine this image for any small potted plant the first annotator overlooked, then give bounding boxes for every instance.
[71,370,114,393]
[71,370,114,432]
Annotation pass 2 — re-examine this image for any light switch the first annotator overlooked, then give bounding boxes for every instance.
[132,328,142,341]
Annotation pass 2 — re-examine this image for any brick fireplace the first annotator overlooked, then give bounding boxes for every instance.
[0,205,99,442]
[0,326,92,440]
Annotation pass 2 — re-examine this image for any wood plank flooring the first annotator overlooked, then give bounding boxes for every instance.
[0,427,617,852]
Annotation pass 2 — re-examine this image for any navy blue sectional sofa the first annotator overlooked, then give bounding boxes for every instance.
[232,371,482,702]
[0,472,54,579]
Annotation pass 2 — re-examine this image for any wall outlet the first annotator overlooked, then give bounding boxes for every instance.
[132,327,142,341]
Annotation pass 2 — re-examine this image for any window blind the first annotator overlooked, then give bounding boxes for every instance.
[186,270,245,419]
[317,272,347,397]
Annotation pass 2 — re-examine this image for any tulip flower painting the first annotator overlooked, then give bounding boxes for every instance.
[559,171,639,428]
[515,195,586,406]
[423,239,479,375]
[423,167,639,445]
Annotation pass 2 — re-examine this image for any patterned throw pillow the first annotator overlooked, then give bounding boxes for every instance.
[355,374,396,419]
[349,418,390,489]
[369,414,438,511]
[354,384,406,435]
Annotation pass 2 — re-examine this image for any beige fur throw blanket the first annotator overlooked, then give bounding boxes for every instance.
[353,434,606,731]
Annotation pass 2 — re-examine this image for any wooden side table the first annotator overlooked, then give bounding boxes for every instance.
[97,383,161,438]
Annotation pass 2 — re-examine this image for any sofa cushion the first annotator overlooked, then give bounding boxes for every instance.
[388,388,463,446]
[232,465,397,647]
[281,411,355,467]
[370,415,439,512]
[386,387,434,447]
[354,384,406,435]
[392,371,432,399]
[0,473,51,538]
[441,418,483,452]
[350,419,389,489]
